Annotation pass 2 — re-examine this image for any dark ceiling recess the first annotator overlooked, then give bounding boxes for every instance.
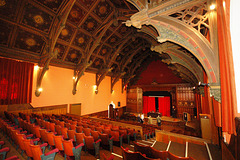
[0,0,200,87]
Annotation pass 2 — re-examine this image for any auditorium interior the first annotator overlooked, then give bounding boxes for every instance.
[0,0,240,160]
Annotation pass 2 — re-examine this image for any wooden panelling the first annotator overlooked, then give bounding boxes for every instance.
[155,129,209,145]
[221,139,235,160]
[127,87,142,113]
[5,104,67,116]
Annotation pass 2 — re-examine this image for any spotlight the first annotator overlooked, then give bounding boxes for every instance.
[38,88,43,92]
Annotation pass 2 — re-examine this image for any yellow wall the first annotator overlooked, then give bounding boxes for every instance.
[31,65,126,115]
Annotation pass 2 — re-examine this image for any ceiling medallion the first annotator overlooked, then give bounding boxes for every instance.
[87,22,94,29]
[70,53,77,59]
[70,10,79,18]
[33,15,44,24]
[0,0,6,6]
[25,38,36,47]
[110,38,116,43]
[78,37,85,44]
[102,49,107,54]
[99,6,107,14]
[61,29,69,36]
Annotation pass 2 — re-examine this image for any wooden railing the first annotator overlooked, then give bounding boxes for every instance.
[6,104,67,116]
[177,106,195,119]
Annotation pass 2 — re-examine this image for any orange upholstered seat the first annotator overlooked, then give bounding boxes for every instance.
[30,143,58,160]
[62,139,84,159]
[46,132,55,149]
[83,128,91,136]
[84,135,101,157]
[76,126,83,133]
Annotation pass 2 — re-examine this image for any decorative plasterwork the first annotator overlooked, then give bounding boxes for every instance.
[210,85,221,102]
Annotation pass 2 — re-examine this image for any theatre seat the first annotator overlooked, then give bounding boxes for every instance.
[83,128,91,136]
[76,126,83,133]
[168,152,195,160]
[46,132,55,150]
[62,139,84,160]
[30,144,59,160]
[98,132,113,152]
[84,135,101,157]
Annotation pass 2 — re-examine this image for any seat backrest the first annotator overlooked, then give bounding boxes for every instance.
[16,133,25,151]
[61,127,68,139]
[150,147,169,160]
[96,127,103,133]
[110,131,120,141]
[121,146,141,159]
[103,129,111,135]
[62,139,74,156]
[30,144,42,160]
[55,125,62,135]
[53,135,64,151]
[133,141,152,158]
[75,133,85,145]
[46,132,55,146]
[40,129,48,142]
[168,152,192,160]
[90,130,99,142]
[67,130,76,141]
[98,133,109,145]
[34,126,41,138]
[70,124,76,131]
[76,126,83,133]
[23,139,33,158]
[49,123,55,132]
[84,135,94,149]
[45,121,50,130]
[83,128,91,136]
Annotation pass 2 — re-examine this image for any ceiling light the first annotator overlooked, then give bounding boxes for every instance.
[210,4,216,10]
[38,88,43,92]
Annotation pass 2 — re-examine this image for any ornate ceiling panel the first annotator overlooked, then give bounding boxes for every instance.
[14,28,45,54]
[93,1,113,20]
[22,3,53,33]
[0,0,19,20]
[73,30,91,49]
[59,23,75,42]
[0,20,13,46]
[65,47,82,63]
[35,0,64,12]
[68,3,86,25]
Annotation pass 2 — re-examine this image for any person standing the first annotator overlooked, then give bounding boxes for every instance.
[148,116,153,124]
[141,114,144,124]
[156,115,161,126]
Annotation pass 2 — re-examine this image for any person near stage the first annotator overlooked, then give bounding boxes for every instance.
[137,114,141,123]
[172,106,177,118]
[148,116,153,124]
[141,113,144,123]
[156,115,161,126]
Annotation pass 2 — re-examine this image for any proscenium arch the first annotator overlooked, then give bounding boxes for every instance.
[149,17,219,84]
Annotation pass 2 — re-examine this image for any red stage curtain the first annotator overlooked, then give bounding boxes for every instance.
[217,0,236,134]
[143,96,149,114]
[0,58,33,105]
[147,97,155,113]
[158,97,170,116]
[143,96,156,114]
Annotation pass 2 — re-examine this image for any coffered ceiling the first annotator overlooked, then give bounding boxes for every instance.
[0,0,208,91]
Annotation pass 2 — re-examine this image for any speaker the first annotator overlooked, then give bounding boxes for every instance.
[118,102,120,107]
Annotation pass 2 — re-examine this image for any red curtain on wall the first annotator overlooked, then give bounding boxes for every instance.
[143,96,149,114]
[212,97,222,127]
[217,0,236,134]
[0,58,34,105]
[158,97,170,116]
